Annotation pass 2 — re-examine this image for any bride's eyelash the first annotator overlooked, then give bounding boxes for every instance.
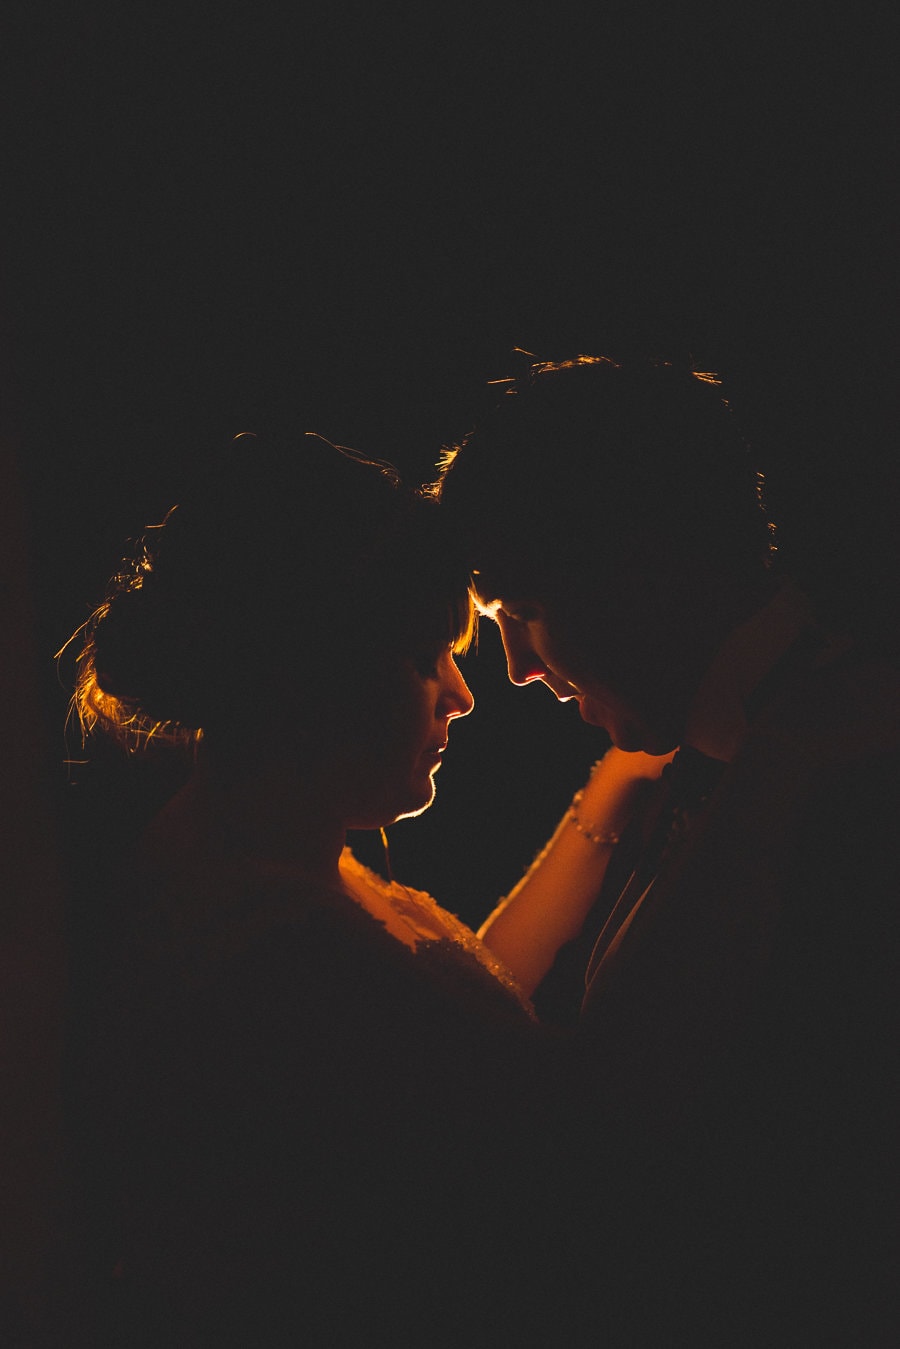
[413,648,442,678]
[413,642,452,679]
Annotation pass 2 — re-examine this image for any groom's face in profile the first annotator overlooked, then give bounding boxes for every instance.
[439,359,775,754]
[475,572,689,756]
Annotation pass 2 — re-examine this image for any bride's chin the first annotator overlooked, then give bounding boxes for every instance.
[349,781,437,831]
[392,776,439,823]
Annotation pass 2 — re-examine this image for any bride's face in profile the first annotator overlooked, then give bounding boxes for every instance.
[323,642,474,830]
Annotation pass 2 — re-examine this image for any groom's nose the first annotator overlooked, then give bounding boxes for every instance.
[495,615,546,686]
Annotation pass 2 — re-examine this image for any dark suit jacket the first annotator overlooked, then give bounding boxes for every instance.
[575,644,900,1342]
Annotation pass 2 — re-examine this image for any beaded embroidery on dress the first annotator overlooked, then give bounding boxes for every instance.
[339,848,534,1015]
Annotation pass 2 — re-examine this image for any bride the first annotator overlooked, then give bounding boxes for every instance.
[65,433,562,1345]
[64,430,667,1345]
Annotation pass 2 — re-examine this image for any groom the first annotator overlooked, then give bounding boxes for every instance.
[437,355,899,1340]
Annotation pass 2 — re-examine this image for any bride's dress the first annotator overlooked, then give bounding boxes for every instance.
[81,798,555,1344]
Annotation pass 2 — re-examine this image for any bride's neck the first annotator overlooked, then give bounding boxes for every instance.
[191,752,347,887]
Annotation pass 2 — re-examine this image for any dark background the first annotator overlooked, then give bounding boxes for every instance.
[4,2,897,925]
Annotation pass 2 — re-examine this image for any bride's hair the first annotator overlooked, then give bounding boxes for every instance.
[73,434,474,756]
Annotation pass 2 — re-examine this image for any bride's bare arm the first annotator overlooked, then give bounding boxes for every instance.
[478,747,675,996]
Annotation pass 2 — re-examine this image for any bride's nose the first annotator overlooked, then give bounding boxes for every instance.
[441,654,474,718]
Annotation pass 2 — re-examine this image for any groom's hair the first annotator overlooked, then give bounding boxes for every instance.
[436,354,776,602]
